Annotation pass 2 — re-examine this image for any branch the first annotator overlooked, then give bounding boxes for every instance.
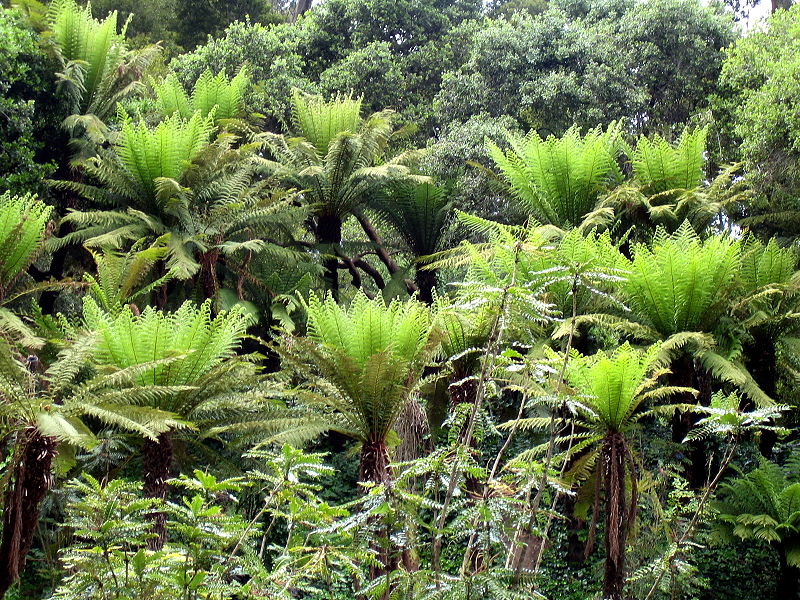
[354,212,418,295]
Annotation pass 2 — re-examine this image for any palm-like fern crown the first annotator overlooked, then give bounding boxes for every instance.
[84,242,172,315]
[567,342,666,433]
[713,460,800,563]
[290,88,363,156]
[537,228,626,318]
[83,298,248,389]
[632,126,708,196]
[153,67,250,123]
[0,192,52,291]
[433,299,495,376]
[306,292,433,369]
[263,96,413,218]
[0,334,187,447]
[286,292,437,442]
[740,237,797,292]
[48,0,129,111]
[623,223,741,336]
[60,108,214,210]
[117,110,214,199]
[372,182,454,258]
[488,122,625,227]
[438,214,624,329]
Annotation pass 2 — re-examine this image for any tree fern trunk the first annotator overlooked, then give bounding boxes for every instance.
[778,542,799,599]
[0,428,57,599]
[359,437,397,595]
[143,432,173,550]
[359,437,391,484]
[745,332,778,458]
[199,249,221,300]
[316,213,342,301]
[669,355,711,488]
[602,433,627,600]
[415,267,437,305]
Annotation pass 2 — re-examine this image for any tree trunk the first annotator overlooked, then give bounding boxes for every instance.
[143,432,173,550]
[293,0,313,21]
[359,437,396,594]
[359,437,391,485]
[199,249,220,301]
[564,494,587,565]
[415,267,437,305]
[602,433,628,600]
[778,543,800,599]
[744,332,779,458]
[669,355,712,488]
[0,429,58,599]
[772,0,793,13]
[316,213,342,301]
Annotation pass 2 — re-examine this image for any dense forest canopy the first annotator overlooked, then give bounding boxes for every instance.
[2,0,800,598]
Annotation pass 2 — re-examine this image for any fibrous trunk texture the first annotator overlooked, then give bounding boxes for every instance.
[669,355,712,488]
[415,267,437,305]
[602,432,629,600]
[745,332,778,457]
[316,213,342,301]
[0,429,57,598]
[143,432,173,550]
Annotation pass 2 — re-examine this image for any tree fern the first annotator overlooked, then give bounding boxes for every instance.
[0,192,52,294]
[261,91,422,296]
[84,240,174,315]
[0,331,193,594]
[47,0,158,126]
[488,122,625,227]
[83,298,248,391]
[510,343,690,600]
[713,459,800,591]
[153,67,251,124]
[274,292,438,483]
[290,88,362,156]
[631,127,708,195]
[623,223,741,336]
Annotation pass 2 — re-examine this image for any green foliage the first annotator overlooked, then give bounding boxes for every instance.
[717,4,800,239]
[371,182,454,258]
[55,109,213,213]
[565,342,680,433]
[713,460,800,565]
[262,90,422,221]
[290,88,363,156]
[57,126,310,285]
[83,298,247,389]
[433,0,735,135]
[48,0,159,125]
[275,292,437,445]
[0,6,60,194]
[169,20,310,129]
[0,192,52,292]
[153,67,251,123]
[632,127,708,195]
[0,334,186,450]
[83,241,174,315]
[52,472,252,600]
[488,122,624,227]
[622,223,741,337]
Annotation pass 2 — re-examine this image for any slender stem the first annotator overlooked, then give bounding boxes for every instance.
[431,240,524,584]
[507,274,579,580]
